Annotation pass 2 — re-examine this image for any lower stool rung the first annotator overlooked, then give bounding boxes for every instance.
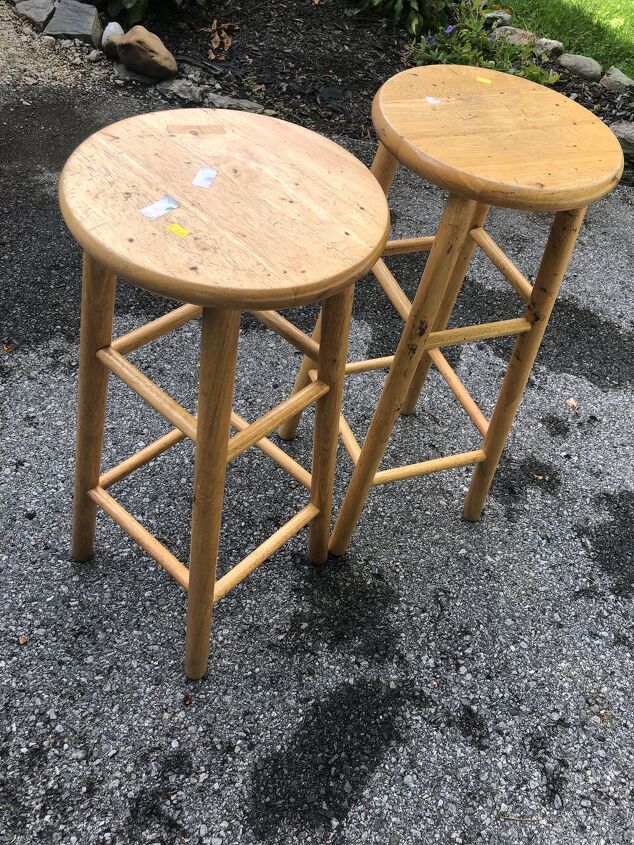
[213,503,318,602]
[88,486,190,590]
[373,449,486,486]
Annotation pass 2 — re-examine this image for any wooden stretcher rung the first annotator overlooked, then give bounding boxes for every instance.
[372,259,411,321]
[97,346,198,441]
[383,236,435,256]
[213,503,318,602]
[227,380,328,462]
[88,486,190,590]
[250,310,320,359]
[428,349,489,437]
[373,449,486,486]
[112,304,203,355]
[426,318,531,349]
[470,227,533,302]
[100,428,186,489]
[230,411,312,490]
[345,356,394,374]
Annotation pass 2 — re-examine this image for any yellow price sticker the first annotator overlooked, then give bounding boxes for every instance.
[167,223,190,238]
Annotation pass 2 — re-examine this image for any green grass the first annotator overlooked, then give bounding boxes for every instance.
[508,0,634,77]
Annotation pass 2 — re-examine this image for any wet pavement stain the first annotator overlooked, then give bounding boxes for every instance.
[491,456,562,522]
[247,679,412,841]
[577,491,634,596]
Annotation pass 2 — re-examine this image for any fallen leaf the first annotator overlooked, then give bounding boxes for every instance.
[3,343,13,354]
[183,692,192,706]
[565,398,578,410]
[18,635,28,645]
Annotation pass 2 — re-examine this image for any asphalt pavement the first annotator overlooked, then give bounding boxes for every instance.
[1,82,633,845]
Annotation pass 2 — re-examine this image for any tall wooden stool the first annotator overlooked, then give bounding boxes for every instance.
[60,109,389,678]
[279,66,623,555]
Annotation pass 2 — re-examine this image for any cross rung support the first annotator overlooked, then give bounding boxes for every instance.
[339,414,361,464]
[97,346,198,441]
[100,428,186,489]
[230,411,312,490]
[227,380,328,463]
[373,449,487,487]
[112,304,202,355]
[428,349,489,437]
[470,227,533,302]
[213,503,319,603]
[372,259,411,321]
[250,310,320,359]
[345,356,394,374]
[384,236,435,256]
[426,318,531,349]
[88,486,190,590]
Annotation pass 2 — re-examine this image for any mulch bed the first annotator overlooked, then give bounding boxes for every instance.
[150,0,409,139]
[149,1,632,181]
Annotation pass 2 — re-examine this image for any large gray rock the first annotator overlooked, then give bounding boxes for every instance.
[600,66,634,93]
[102,21,124,59]
[558,53,602,81]
[157,78,203,102]
[489,26,535,46]
[44,0,102,47]
[117,26,177,80]
[533,37,564,58]
[610,121,634,163]
[14,0,55,30]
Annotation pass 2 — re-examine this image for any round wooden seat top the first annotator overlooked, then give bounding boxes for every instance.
[60,109,390,310]
[373,65,624,211]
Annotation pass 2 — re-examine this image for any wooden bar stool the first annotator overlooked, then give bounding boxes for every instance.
[59,109,389,678]
[280,65,623,555]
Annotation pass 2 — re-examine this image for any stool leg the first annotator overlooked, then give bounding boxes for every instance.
[277,313,322,441]
[185,308,240,680]
[371,142,400,194]
[464,207,586,521]
[329,194,476,556]
[309,288,355,563]
[277,141,397,443]
[72,252,117,561]
[401,203,490,415]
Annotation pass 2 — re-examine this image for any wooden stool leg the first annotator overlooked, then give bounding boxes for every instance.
[309,288,355,563]
[329,194,476,555]
[185,307,240,680]
[372,142,399,194]
[277,141,396,443]
[72,252,117,561]
[464,207,586,521]
[277,313,322,441]
[401,203,490,415]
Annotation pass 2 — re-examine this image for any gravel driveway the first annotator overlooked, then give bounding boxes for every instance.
[1,7,633,845]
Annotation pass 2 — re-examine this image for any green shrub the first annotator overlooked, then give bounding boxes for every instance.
[412,1,559,84]
[352,0,455,36]
[107,0,207,26]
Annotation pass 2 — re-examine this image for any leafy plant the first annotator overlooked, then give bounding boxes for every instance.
[412,1,559,84]
[353,0,455,36]
[107,0,207,26]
